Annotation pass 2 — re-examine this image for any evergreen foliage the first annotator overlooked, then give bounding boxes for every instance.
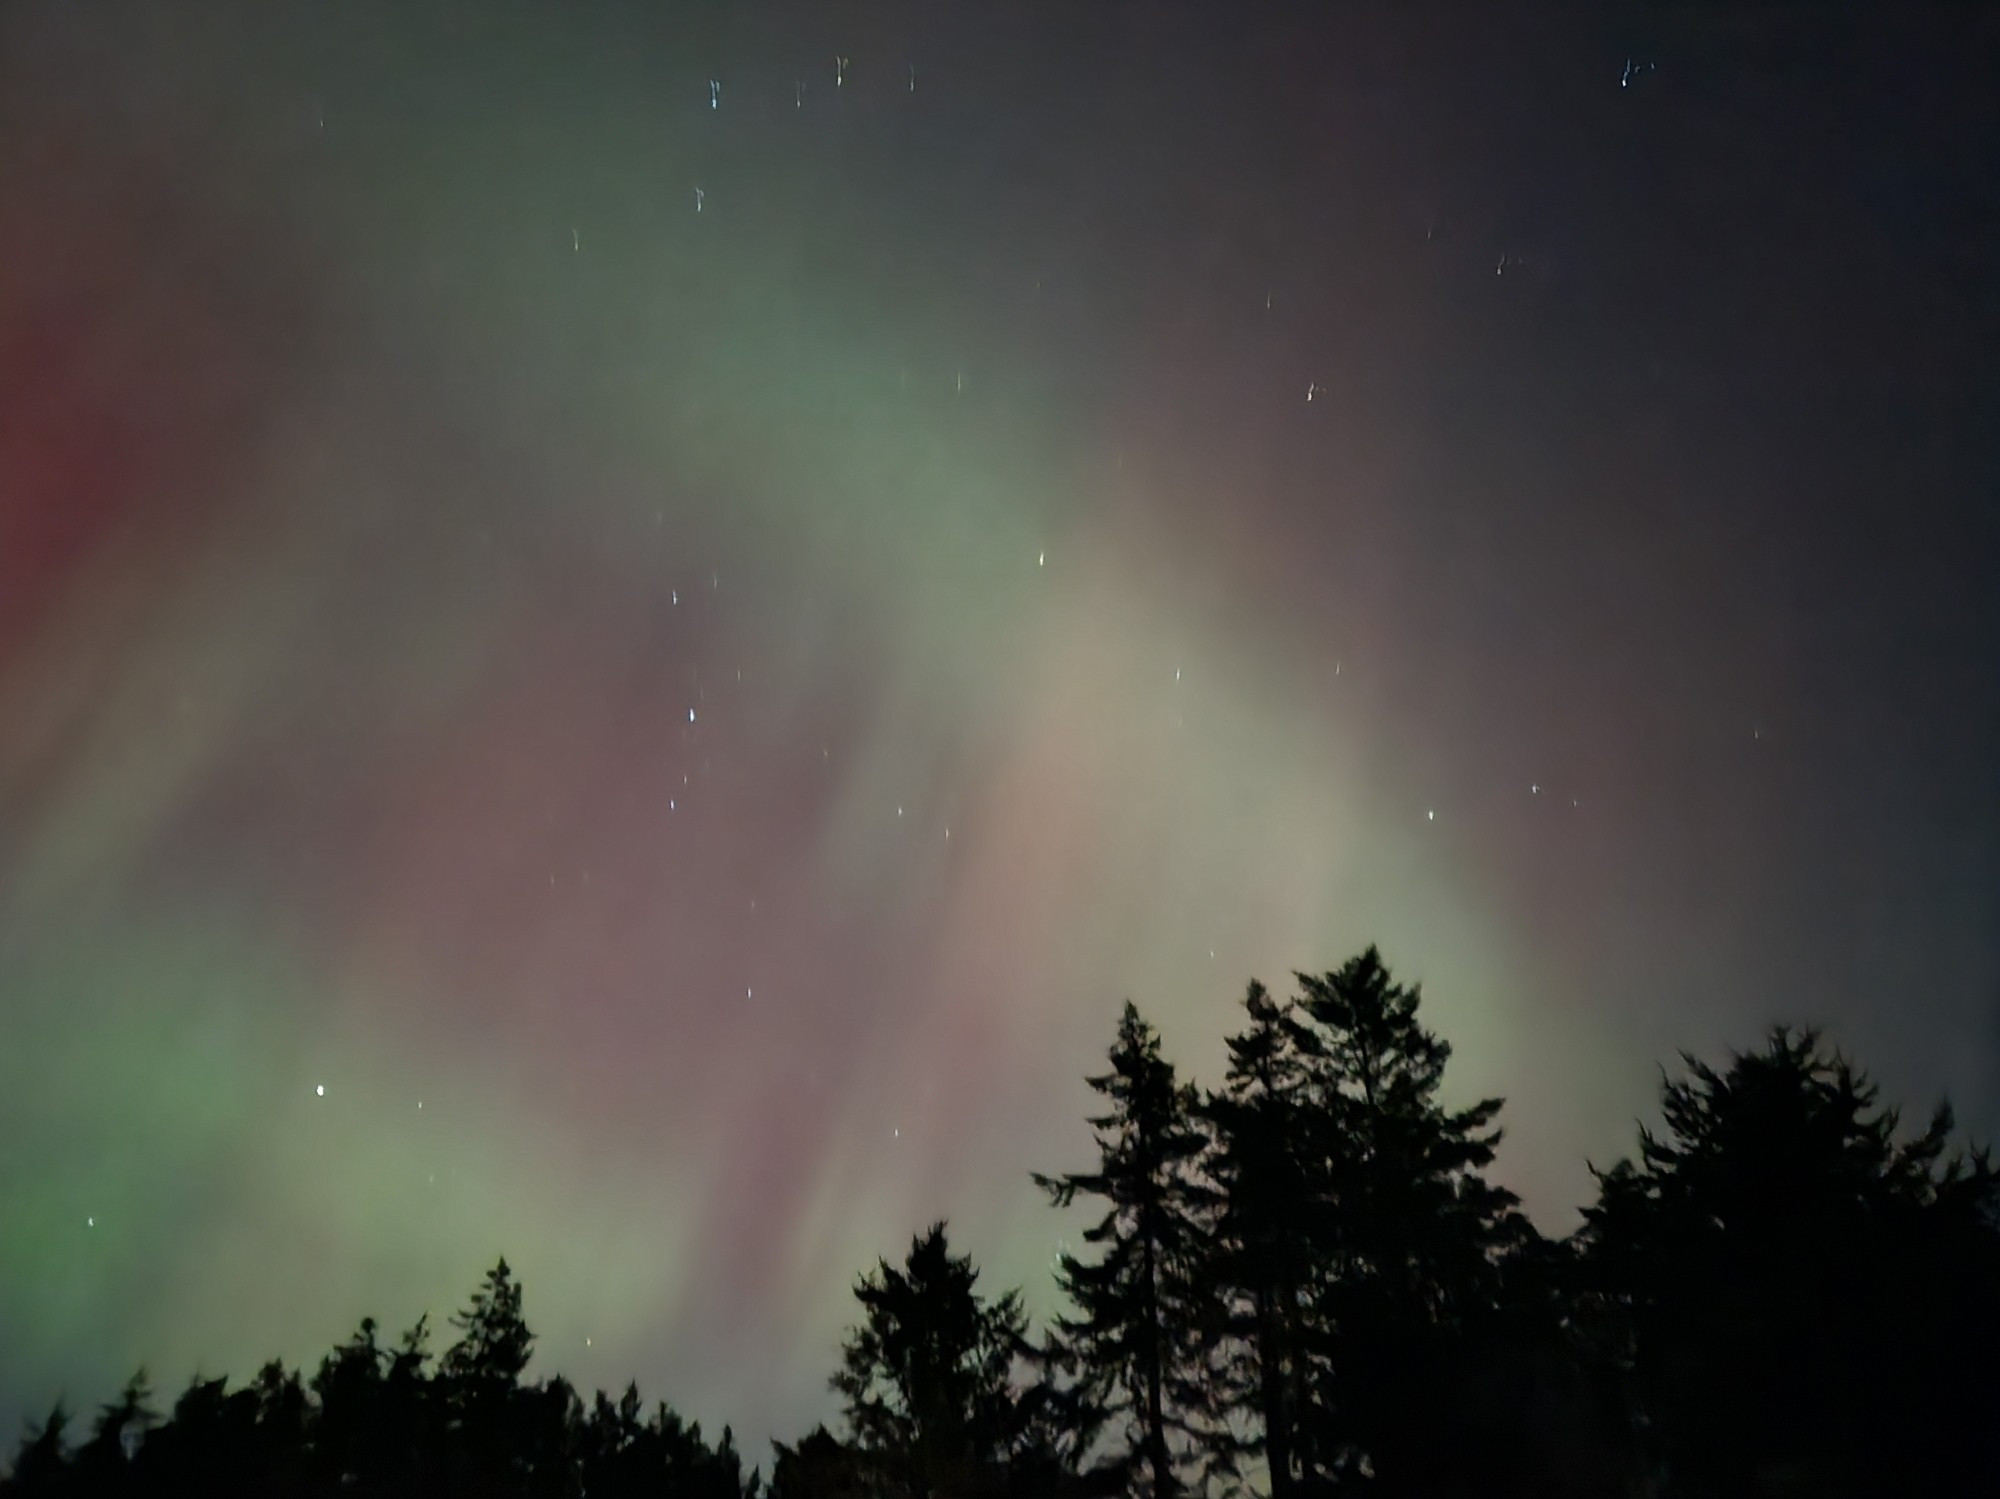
[1579,1026,2000,1496]
[1285,949,1535,1494]
[1035,1002,1215,1498]
[829,1222,1037,1498]
[7,954,1997,1499]
[1197,980,1326,1495]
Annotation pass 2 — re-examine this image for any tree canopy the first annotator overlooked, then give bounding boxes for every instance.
[8,953,1996,1499]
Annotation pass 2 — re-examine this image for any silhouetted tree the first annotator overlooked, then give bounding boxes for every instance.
[831,1223,1033,1498]
[2,1405,72,1496]
[443,1258,534,1394]
[436,1258,537,1495]
[0,1263,763,1499]
[1036,1002,1214,1498]
[247,1358,311,1472]
[313,1316,387,1488]
[768,1425,868,1499]
[1198,980,1318,1496]
[1199,952,1534,1494]
[10,985,1998,1499]
[1580,1026,2000,1496]
[1289,949,1532,1494]
[1013,1328,1128,1497]
[577,1385,752,1499]
[129,1373,256,1495]
[70,1372,153,1495]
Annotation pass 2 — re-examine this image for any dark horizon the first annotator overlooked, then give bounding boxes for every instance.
[9,964,1998,1496]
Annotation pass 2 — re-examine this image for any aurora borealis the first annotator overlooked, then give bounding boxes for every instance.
[3,0,1996,1459]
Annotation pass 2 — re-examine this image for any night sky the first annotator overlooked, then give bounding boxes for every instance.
[3,0,1997,1460]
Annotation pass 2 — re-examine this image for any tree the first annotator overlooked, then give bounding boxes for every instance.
[1198,981,1318,1496]
[1580,1026,2000,1496]
[831,1223,1031,1498]
[1012,1328,1128,1498]
[578,1387,754,1499]
[443,1258,534,1393]
[130,1373,269,1496]
[2,1404,72,1496]
[70,1372,154,1494]
[1036,1002,1214,1498]
[767,1426,869,1499]
[437,1259,539,1497]
[1295,950,1531,1492]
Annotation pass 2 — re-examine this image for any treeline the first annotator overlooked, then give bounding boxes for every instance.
[7,948,1998,1497]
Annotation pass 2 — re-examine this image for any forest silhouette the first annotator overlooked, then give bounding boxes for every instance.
[8,948,1997,1497]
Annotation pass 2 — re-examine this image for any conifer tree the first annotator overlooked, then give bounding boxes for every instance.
[72,1372,154,1494]
[1288,949,1528,1491]
[1198,981,1317,1496]
[443,1258,534,1393]
[1581,1027,2000,1495]
[1035,1002,1212,1498]
[440,1258,537,1496]
[3,1406,71,1494]
[768,1425,869,1499]
[831,1223,1030,1498]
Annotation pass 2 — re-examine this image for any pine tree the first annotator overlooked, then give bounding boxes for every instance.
[1288,949,1528,1492]
[1035,1002,1212,1498]
[768,1425,869,1499]
[1198,981,1317,1496]
[831,1223,1030,1498]
[440,1259,537,1496]
[2,1404,72,1495]
[443,1259,534,1393]
[71,1372,153,1494]
[1580,1027,2000,1495]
